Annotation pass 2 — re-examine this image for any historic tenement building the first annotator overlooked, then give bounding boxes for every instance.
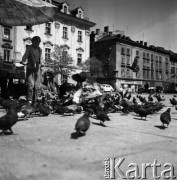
[91,26,177,92]
[0,0,95,85]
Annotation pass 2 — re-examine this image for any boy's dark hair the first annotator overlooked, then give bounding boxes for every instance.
[32,36,41,43]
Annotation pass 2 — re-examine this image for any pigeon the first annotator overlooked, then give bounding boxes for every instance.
[1,99,18,110]
[169,98,177,106]
[160,108,171,128]
[75,112,90,134]
[38,97,50,116]
[135,107,150,120]
[0,104,18,134]
[96,110,110,125]
[127,58,140,72]
[54,104,74,115]
[20,103,34,119]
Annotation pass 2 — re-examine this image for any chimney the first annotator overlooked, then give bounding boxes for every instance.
[96,29,100,35]
[144,42,147,46]
[109,32,112,36]
[140,41,143,45]
[104,26,109,33]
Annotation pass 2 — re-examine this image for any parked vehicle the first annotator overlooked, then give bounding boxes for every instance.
[147,87,156,94]
[101,84,114,92]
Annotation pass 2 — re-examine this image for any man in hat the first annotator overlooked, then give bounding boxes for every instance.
[21,36,43,105]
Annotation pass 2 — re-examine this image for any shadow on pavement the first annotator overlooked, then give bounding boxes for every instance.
[154,125,167,130]
[70,132,86,139]
[92,122,107,127]
[0,131,18,136]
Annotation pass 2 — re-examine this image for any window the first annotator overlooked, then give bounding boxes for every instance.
[127,48,130,55]
[155,61,158,68]
[121,48,125,55]
[166,63,168,69]
[45,48,51,60]
[166,72,168,80]
[4,49,10,61]
[61,75,68,84]
[78,31,82,42]
[127,58,130,65]
[121,57,125,64]
[159,60,162,69]
[159,72,162,80]
[165,58,168,64]
[63,27,68,39]
[143,70,146,79]
[147,70,149,79]
[63,5,67,13]
[78,10,82,18]
[171,67,175,74]
[4,28,10,40]
[156,71,159,80]
[26,26,33,31]
[143,59,146,67]
[151,54,153,60]
[45,23,51,34]
[121,68,125,77]
[147,53,149,59]
[136,50,139,57]
[151,60,154,69]
[151,71,154,79]
[77,53,82,65]
[127,69,130,77]
[143,52,146,59]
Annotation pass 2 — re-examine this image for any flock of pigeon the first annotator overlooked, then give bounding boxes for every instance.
[0,82,174,137]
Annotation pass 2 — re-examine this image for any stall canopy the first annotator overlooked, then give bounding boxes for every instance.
[0,0,57,26]
[0,61,25,79]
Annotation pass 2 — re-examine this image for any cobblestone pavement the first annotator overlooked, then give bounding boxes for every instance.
[0,94,177,180]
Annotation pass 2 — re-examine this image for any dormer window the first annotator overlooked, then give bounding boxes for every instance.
[63,5,67,14]
[78,10,82,18]
[78,31,82,42]
[25,26,33,31]
[45,23,51,35]
[4,28,10,40]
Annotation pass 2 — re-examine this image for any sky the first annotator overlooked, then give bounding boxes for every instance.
[66,0,177,52]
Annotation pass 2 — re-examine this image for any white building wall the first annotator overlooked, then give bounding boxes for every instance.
[14,22,90,68]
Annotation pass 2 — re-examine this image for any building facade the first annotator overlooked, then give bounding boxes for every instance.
[0,0,95,85]
[91,27,177,92]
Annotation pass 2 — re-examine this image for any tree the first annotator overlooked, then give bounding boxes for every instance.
[80,57,103,77]
[44,44,76,77]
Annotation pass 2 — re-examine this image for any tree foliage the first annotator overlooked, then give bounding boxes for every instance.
[80,57,103,77]
[44,44,75,76]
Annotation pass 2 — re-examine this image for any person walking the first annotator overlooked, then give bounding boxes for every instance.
[21,36,43,105]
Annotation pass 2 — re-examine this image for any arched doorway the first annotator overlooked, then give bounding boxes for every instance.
[43,71,54,86]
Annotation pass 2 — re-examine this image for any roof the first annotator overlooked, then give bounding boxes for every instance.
[96,34,173,55]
